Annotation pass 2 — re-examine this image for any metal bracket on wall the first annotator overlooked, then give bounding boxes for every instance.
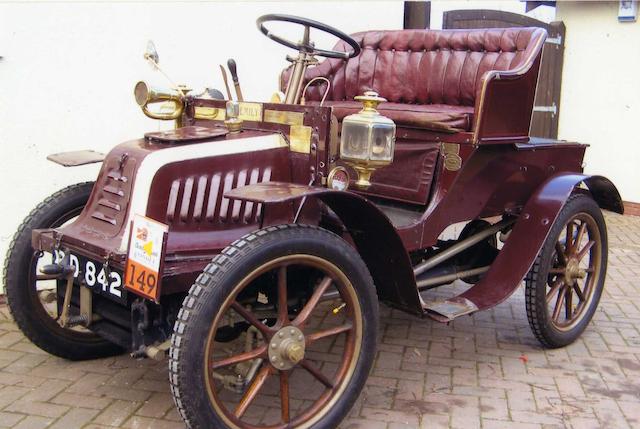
[545,35,562,45]
[533,103,557,117]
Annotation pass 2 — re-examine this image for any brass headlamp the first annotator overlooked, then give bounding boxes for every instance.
[339,91,396,188]
[134,81,185,123]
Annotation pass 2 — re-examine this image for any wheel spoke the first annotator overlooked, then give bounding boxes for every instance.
[549,267,565,274]
[293,276,333,327]
[280,370,290,423]
[574,222,588,254]
[552,286,566,322]
[301,359,334,389]
[565,286,573,320]
[234,364,271,418]
[546,279,564,305]
[576,240,595,262]
[306,323,353,345]
[555,241,568,265]
[277,266,288,327]
[230,302,273,338]
[210,344,267,370]
[565,222,575,253]
[573,282,586,302]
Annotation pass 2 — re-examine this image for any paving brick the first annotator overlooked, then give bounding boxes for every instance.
[121,416,184,429]
[50,407,100,429]
[0,385,30,408]
[12,416,54,429]
[340,418,387,429]
[49,392,110,410]
[93,400,141,426]
[5,400,69,419]
[135,392,174,418]
[0,411,25,428]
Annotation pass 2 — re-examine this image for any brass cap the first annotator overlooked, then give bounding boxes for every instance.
[285,344,304,364]
[224,100,243,132]
[354,90,387,112]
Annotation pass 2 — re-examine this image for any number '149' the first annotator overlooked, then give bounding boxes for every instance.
[126,264,157,295]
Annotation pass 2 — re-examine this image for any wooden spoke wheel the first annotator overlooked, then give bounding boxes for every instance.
[4,182,123,360]
[525,194,608,348]
[170,225,378,429]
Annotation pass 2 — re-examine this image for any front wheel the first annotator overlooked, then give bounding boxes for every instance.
[525,194,608,348]
[169,224,379,429]
[4,182,124,360]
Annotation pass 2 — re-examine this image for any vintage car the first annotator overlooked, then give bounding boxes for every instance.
[4,14,623,429]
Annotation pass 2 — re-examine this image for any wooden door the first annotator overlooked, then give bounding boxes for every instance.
[443,9,565,139]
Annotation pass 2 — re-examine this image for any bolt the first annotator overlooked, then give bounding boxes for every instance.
[290,329,295,335]
[279,332,284,338]
[279,362,284,368]
[271,342,276,349]
[298,335,303,341]
[271,356,277,362]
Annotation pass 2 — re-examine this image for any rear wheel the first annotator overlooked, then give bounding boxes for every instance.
[4,182,123,360]
[525,194,607,348]
[170,224,378,429]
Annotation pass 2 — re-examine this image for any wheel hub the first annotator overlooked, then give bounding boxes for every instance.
[269,326,306,370]
[564,258,585,284]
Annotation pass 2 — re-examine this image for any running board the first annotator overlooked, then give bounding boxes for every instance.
[423,297,479,322]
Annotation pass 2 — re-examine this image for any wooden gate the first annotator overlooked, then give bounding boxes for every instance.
[443,10,565,139]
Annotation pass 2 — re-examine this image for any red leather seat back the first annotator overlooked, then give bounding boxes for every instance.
[297,28,545,108]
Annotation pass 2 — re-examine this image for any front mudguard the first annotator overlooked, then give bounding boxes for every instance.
[225,182,424,315]
[444,173,622,318]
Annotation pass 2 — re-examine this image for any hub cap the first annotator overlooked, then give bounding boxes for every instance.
[269,326,306,370]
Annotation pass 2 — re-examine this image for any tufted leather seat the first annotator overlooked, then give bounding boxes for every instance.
[285,27,547,132]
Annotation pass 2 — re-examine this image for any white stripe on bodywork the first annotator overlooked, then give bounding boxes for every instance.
[119,134,286,251]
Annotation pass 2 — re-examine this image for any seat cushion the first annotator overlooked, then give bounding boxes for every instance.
[315,101,474,131]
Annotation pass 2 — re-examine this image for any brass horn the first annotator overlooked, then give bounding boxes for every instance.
[134,81,184,121]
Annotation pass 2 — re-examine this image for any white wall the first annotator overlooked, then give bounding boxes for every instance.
[0,1,403,286]
[556,2,640,203]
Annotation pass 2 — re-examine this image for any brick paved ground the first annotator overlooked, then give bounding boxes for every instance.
[0,212,639,428]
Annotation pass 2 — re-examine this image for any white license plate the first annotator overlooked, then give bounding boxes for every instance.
[53,250,126,304]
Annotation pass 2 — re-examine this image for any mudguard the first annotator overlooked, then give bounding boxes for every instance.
[225,182,424,315]
[426,173,623,321]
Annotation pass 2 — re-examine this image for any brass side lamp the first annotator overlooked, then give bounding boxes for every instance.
[339,91,396,188]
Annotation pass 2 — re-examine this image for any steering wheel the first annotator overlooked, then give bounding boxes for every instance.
[257,14,361,60]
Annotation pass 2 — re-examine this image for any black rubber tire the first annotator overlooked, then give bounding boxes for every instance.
[169,224,379,429]
[3,182,124,360]
[525,194,608,348]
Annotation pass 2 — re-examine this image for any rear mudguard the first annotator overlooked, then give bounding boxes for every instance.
[225,183,423,315]
[429,173,622,321]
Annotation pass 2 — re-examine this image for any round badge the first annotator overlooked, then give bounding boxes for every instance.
[327,167,350,191]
